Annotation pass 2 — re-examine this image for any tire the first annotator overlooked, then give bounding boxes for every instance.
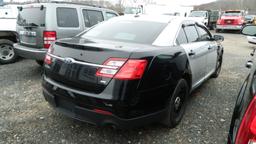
[0,39,18,64]
[209,26,214,30]
[210,23,216,30]
[36,60,44,66]
[212,54,222,78]
[163,79,189,128]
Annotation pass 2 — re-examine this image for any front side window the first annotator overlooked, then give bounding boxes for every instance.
[184,25,199,42]
[57,8,79,27]
[83,9,104,27]
[196,25,211,41]
[176,28,188,45]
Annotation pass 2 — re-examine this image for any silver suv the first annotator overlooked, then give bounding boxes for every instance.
[14,2,118,65]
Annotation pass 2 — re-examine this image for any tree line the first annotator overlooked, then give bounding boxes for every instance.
[195,0,256,14]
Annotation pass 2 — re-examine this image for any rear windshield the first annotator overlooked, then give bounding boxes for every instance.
[223,11,242,16]
[81,20,167,44]
[189,11,207,17]
[17,7,46,27]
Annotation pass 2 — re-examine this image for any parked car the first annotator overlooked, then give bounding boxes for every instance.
[228,25,256,144]
[245,15,256,24]
[247,36,256,44]
[216,10,245,32]
[0,4,20,64]
[42,15,224,129]
[188,10,220,30]
[13,2,118,66]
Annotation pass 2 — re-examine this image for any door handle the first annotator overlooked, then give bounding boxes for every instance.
[188,51,195,56]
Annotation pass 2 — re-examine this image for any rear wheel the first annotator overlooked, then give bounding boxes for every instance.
[0,39,17,64]
[163,79,189,128]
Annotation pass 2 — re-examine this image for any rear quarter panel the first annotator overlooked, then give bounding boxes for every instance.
[129,46,189,111]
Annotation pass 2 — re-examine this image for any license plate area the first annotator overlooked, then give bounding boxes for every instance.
[56,96,75,113]
[19,30,37,45]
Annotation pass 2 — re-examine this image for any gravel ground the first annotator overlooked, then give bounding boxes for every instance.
[0,32,255,144]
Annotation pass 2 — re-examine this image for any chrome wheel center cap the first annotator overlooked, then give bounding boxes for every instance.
[174,97,181,110]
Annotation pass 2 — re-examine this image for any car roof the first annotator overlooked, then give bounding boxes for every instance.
[110,15,201,26]
[111,15,184,24]
[20,2,117,13]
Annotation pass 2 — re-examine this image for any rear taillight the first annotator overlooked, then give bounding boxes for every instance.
[238,19,244,25]
[217,19,221,25]
[93,109,113,116]
[236,96,256,144]
[96,58,148,80]
[43,31,56,49]
[44,54,52,65]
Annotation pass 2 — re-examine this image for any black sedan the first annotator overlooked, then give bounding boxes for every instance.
[228,25,256,144]
[42,15,224,129]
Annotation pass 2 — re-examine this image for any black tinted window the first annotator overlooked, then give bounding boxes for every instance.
[81,20,167,44]
[57,8,79,27]
[184,26,199,42]
[196,25,210,41]
[176,28,187,44]
[83,10,104,27]
[17,7,46,27]
[106,12,117,20]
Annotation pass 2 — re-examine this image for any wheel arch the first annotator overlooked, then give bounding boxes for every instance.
[182,60,192,92]
[0,31,19,43]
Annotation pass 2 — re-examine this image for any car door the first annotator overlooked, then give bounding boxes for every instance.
[177,24,208,88]
[195,24,218,76]
[228,67,256,143]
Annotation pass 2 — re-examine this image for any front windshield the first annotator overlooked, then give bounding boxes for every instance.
[189,11,207,17]
[81,20,167,44]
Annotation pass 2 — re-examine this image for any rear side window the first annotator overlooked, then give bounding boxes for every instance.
[176,28,188,45]
[106,12,117,20]
[82,9,104,27]
[57,8,79,27]
[184,26,199,42]
[17,7,46,27]
[81,20,167,44]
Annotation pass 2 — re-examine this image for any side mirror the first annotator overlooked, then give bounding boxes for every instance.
[242,25,256,36]
[213,35,224,42]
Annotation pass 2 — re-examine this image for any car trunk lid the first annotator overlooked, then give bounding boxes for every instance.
[44,37,137,94]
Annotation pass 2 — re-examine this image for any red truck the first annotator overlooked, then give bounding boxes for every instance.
[216,10,245,32]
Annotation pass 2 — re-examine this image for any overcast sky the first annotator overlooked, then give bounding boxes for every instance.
[3,0,217,6]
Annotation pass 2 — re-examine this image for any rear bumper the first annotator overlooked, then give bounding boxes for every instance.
[42,87,168,129]
[13,43,46,60]
[216,25,242,30]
